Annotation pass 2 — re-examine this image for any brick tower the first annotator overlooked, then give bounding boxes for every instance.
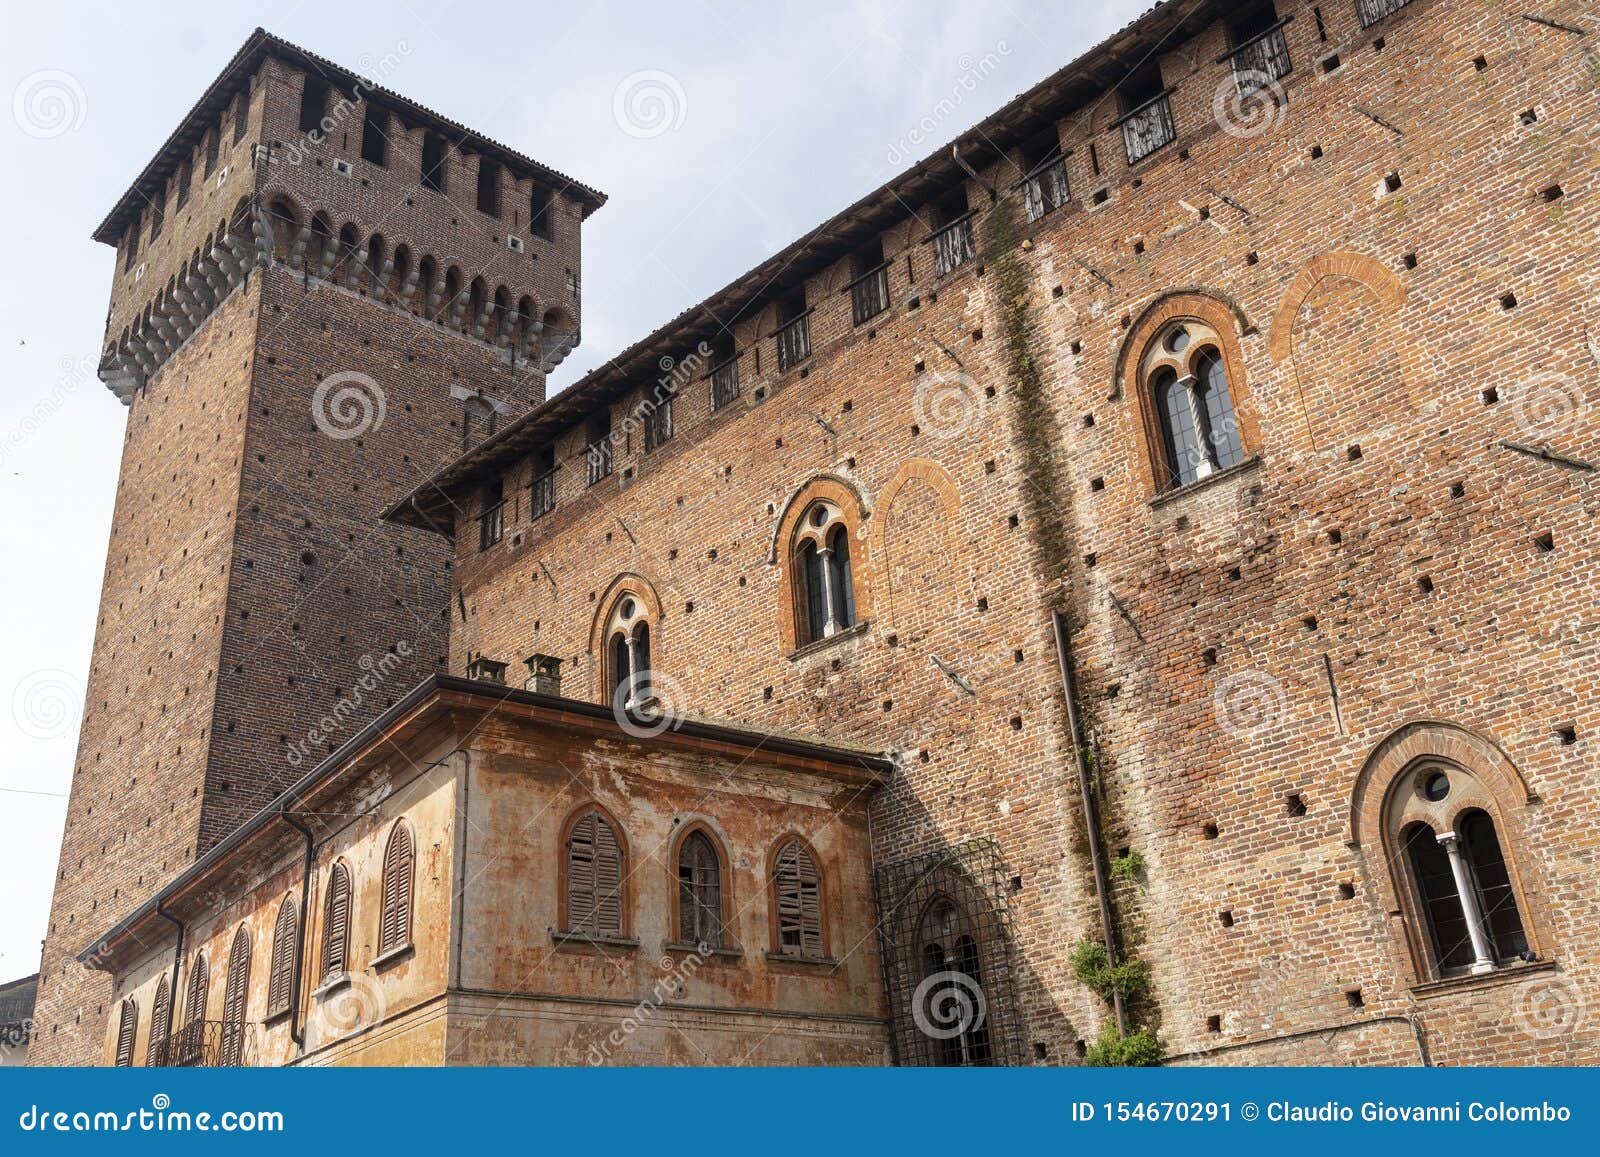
[31,30,604,1064]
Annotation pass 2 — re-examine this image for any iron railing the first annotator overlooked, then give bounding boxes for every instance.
[1357,0,1411,28]
[643,395,674,451]
[478,501,504,551]
[709,357,740,411]
[776,311,812,372]
[1120,91,1176,165]
[1022,157,1070,223]
[847,263,890,326]
[585,439,613,486]
[1229,22,1293,91]
[148,1020,256,1068]
[931,216,976,277]
[529,468,556,520]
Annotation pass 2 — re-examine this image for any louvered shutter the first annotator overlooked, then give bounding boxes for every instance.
[114,999,137,1067]
[567,812,597,932]
[775,842,824,958]
[322,863,351,982]
[593,817,623,937]
[184,955,208,1030]
[267,897,298,1015]
[219,926,250,1067]
[379,822,414,953]
[146,976,170,1066]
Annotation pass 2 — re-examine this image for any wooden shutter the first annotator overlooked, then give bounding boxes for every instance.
[219,926,250,1067]
[774,841,823,958]
[678,833,723,946]
[114,999,137,1067]
[322,862,351,982]
[567,811,623,936]
[267,896,298,1016]
[184,954,208,1030]
[146,976,170,1066]
[379,822,415,953]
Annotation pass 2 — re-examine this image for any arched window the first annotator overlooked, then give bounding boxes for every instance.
[793,502,858,646]
[146,975,171,1067]
[677,830,725,948]
[267,895,299,1018]
[320,861,352,983]
[180,952,208,1064]
[114,998,137,1067]
[771,840,824,959]
[1391,764,1531,978]
[1144,322,1246,487]
[604,595,655,712]
[379,821,415,955]
[565,808,625,938]
[918,898,992,1066]
[219,926,250,1067]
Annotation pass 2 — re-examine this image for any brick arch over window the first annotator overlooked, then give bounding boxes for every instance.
[588,573,664,702]
[1349,720,1546,983]
[768,475,874,653]
[559,802,629,939]
[1267,252,1417,450]
[871,458,960,646]
[1115,291,1261,498]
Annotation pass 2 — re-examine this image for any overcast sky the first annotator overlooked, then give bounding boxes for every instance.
[0,0,1148,983]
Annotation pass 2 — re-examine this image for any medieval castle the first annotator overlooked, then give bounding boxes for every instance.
[29,0,1600,1066]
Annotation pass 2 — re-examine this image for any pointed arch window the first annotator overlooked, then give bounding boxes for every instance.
[794,502,858,646]
[179,952,209,1064]
[267,895,299,1018]
[604,596,655,712]
[677,831,725,948]
[772,840,824,959]
[321,861,352,983]
[379,821,415,955]
[114,998,138,1067]
[565,809,625,938]
[219,926,250,1067]
[146,975,171,1067]
[1145,322,1246,488]
[919,898,992,1066]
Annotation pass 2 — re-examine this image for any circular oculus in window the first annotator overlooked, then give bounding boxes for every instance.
[1164,327,1191,354]
[1420,771,1451,802]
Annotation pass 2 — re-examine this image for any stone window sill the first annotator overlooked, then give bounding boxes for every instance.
[1148,455,1262,509]
[370,942,414,973]
[1411,957,1556,1000]
[787,620,870,662]
[764,950,841,970]
[549,929,639,951]
[662,940,743,961]
[262,1005,293,1027]
[312,972,351,999]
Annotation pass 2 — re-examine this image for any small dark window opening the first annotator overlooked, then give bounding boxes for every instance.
[361,105,389,167]
[476,157,502,217]
[204,132,219,178]
[529,181,555,241]
[1228,2,1281,46]
[678,832,724,947]
[1118,59,1166,115]
[232,90,249,144]
[299,74,331,134]
[175,161,191,209]
[478,479,504,552]
[586,411,613,486]
[123,223,140,272]
[1019,127,1069,221]
[421,133,447,192]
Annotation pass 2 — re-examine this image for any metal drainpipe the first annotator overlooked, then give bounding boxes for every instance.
[281,804,316,1052]
[1051,609,1126,1035]
[154,902,185,1049]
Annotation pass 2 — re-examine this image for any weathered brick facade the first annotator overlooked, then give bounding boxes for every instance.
[46,0,1600,1066]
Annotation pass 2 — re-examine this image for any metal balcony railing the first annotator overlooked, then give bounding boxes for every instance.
[1228,22,1293,92]
[709,357,740,412]
[148,1020,256,1068]
[1119,91,1176,165]
[776,311,812,372]
[847,263,890,326]
[1022,157,1070,223]
[931,216,976,277]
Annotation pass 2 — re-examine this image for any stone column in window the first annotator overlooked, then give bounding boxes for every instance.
[1437,831,1496,974]
[623,632,641,709]
[1178,375,1214,480]
[817,544,840,638]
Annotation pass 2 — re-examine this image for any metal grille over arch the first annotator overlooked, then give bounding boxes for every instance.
[874,839,1025,1067]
